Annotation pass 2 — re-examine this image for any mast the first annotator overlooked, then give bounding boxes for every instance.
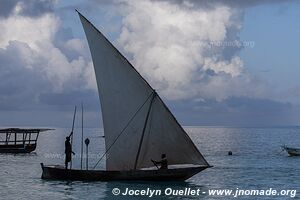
[134,91,156,170]
[80,103,84,170]
[70,106,77,170]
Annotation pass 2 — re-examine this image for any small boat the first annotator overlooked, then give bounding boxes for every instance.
[0,128,51,153]
[282,145,300,156]
[41,10,212,181]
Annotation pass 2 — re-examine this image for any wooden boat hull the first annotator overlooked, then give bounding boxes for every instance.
[41,163,211,181]
[282,146,300,156]
[0,144,36,153]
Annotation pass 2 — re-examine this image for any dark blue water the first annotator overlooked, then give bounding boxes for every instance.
[0,127,299,199]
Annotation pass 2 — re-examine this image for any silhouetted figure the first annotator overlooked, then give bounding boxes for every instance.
[151,154,168,169]
[65,135,75,169]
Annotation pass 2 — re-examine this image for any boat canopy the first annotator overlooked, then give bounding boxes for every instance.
[0,128,52,133]
[0,128,53,153]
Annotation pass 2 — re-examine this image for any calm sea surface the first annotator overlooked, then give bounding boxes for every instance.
[0,127,299,199]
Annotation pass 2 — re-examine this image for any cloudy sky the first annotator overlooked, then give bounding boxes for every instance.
[0,0,299,127]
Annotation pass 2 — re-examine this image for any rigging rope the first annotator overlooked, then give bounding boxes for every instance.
[93,90,155,169]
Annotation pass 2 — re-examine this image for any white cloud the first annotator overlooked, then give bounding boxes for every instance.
[0,13,58,50]
[203,56,243,77]
[0,0,271,102]
[116,0,268,100]
[64,38,86,54]
[0,11,96,93]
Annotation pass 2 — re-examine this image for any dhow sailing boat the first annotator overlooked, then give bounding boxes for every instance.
[40,11,211,181]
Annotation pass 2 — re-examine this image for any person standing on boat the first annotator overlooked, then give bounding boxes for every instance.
[151,154,168,169]
[65,135,75,169]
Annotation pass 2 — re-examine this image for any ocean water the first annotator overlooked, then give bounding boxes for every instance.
[0,127,299,199]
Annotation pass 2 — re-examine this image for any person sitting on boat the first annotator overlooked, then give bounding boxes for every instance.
[151,154,168,169]
[65,136,75,169]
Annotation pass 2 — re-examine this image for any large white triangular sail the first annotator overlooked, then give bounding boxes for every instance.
[78,12,209,171]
